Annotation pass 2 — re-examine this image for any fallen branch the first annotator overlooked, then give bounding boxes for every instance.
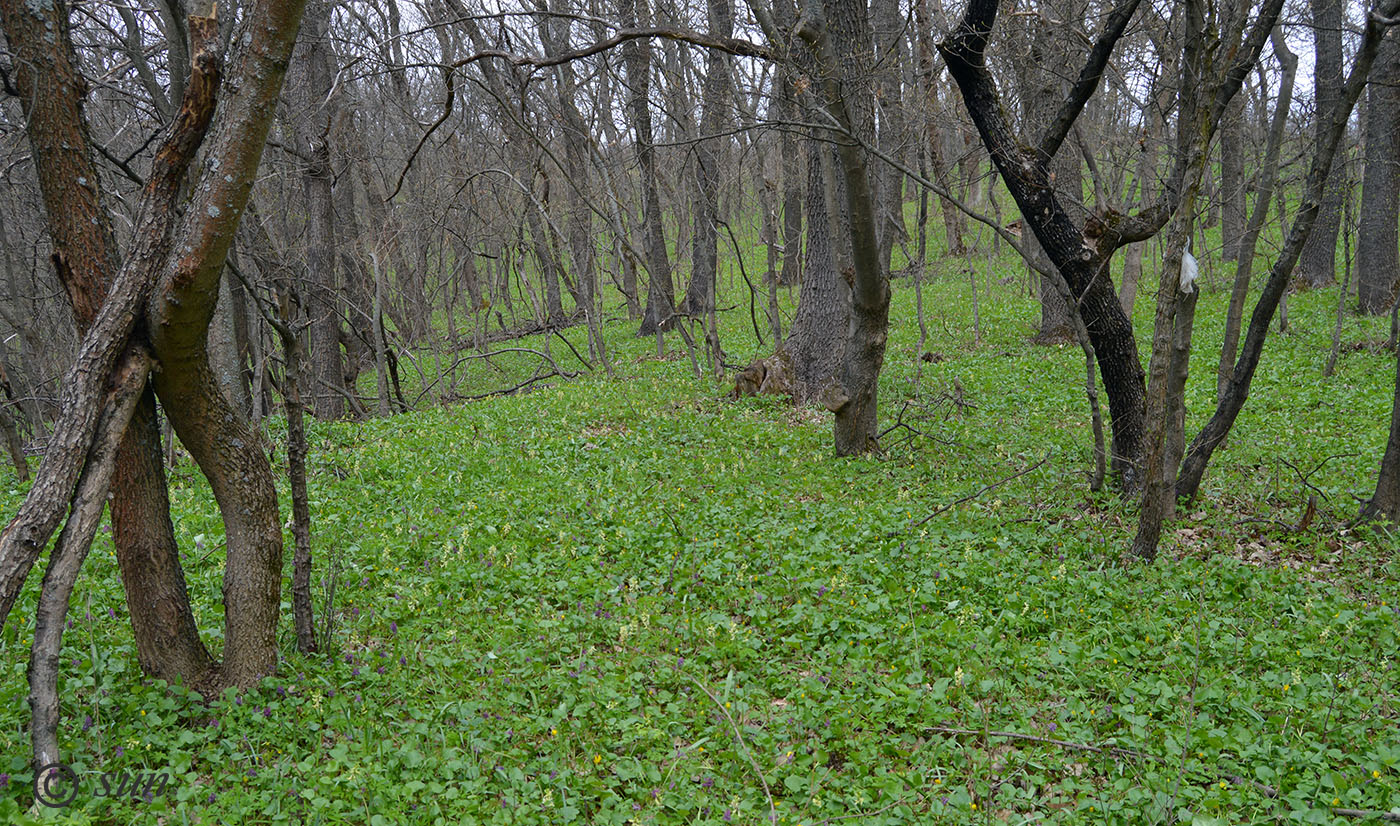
[893,453,1050,541]
[925,724,1155,761]
[456,370,560,402]
[1333,808,1400,822]
[412,347,580,407]
[683,671,776,826]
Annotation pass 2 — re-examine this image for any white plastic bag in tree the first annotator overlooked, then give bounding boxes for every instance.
[1179,242,1199,295]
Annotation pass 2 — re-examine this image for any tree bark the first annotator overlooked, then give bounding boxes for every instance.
[293,0,347,419]
[679,0,733,325]
[940,0,1152,487]
[786,143,850,400]
[1297,0,1345,288]
[793,0,890,455]
[871,0,907,272]
[1362,347,1400,522]
[143,0,311,687]
[0,3,224,638]
[620,0,677,336]
[1217,28,1295,400]
[29,348,152,771]
[913,0,966,256]
[1356,31,1400,314]
[1219,96,1246,262]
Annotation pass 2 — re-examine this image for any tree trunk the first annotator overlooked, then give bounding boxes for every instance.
[786,143,850,399]
[913,0,966,256]
[143,0,311,687]
[1296,0,1345,288]
[275,303,317,654]
[777,71,805,286]
[1018,0,1085,344]
[940,0,1152,489]
[1219,96,1246,261]
[794,0,890,455]
[620,0,677,336]
[1218,27,1295,400]
[1362,349,1400,522]
[1178,3,1398,501]
[0,0,217,686]
[1356,31,1400,314]
[293,0,347,419]
[679,0,732,324]
[111,392,217,684]
[871,0,907,272]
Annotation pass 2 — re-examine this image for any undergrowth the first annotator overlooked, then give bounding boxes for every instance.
[0,251,1397,825]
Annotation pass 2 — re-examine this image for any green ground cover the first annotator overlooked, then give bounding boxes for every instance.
[1,251,1397,825]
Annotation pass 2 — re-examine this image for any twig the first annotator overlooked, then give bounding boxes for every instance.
[894,453,1050,539]
[1333,808,1400,822]
[457,371,559,401]
[683,672,777,825]
[925,724,1156,761]
[551,328,594,371]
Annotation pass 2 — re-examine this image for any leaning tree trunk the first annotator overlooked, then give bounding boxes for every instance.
[0,1,221,698]
[1356,31,1400,315]
[1177,1,1399,501]
[1217,27,1295,400]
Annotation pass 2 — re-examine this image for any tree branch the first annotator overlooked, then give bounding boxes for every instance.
[1036,0,1144,162]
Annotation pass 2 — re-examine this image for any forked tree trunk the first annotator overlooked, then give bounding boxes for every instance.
[1178,2,1399,501]
[275,302,318,654]
[940,0,1153,488]
[4,0,215,678]
[0,3,224,646]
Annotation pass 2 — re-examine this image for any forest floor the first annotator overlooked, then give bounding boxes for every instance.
[1,252,1398,825]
